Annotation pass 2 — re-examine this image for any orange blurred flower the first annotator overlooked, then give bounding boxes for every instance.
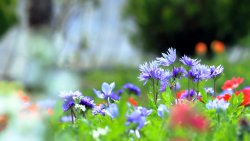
[195,42,207,55]
[17,90,30,103]
[170,104,209,132]
[128,97,138,106]
[211,40,225,54]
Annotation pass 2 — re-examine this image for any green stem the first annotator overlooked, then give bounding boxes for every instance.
[214,79,216,96]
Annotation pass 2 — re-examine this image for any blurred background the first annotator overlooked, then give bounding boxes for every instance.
[1,0,250,140]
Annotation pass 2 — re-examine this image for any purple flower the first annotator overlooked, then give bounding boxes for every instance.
[180,89,196,99]
[206,99,229,111]
[157,104,169,118]
[172,67,186,79]
[127,107,152,130]
[187,64,210,82]
[160,80,170,92]
[92,104,106,116]
[59,91,82,112]
[209,65,224,79]
[116,89,124,96]
[205,87,214,96]
[138,61,166,85]
[123,83,141,96]
[180,55,200,67]
[94,82,119,101]
[105,103,119,118]
[79,96,95,109]
[60,115,75,122]
[156,48,176,66]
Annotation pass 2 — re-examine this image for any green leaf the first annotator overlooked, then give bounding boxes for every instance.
[199,87,208,103]
[162,86,173,108]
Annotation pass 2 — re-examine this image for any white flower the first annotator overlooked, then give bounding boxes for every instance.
[92,126,109,139]
[75,104,86,112]
[206,99,229,111]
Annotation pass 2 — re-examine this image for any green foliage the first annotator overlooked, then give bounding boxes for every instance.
[124,0,250,54]
[0,0,17,37]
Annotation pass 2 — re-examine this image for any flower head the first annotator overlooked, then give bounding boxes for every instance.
[79,96,95,109]
[123,83,141,96]
[128,97,138,106]
[92,104,106,116]
[180,55,200,67]
[105,103,119,118]
[179,89,197,100]
[94,82,119,101]
[156,48,176,66]
[157,104,169,118]
[195,42,207,55]
[59,91,82,112]
[138,61,166,85]
[127,107,152,130]
[187,64,210,82]
[170,104,209,132]
[172,67,186,79]
[222,77,244,90]
[206,99,229,111]
[209,65,224,79]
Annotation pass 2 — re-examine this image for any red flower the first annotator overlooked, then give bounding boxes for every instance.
[128,97,138,106]
[217,94,231,102]
[170,104,209,132]
[222,77,244,90]
[177,90,186,99]
[235,87,250,106]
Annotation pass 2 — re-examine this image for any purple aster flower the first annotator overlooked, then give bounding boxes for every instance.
[123,83,141,96]
[138,61,166,85]
[105,103,119,118]
[157,104,169,118]
[180,55,200,67]
[156,48,176,66]
[92,104,106,116]
[79,96,95,109]
[206,99,229,111]
[59,91,82,112]
[187,64,210,82]
[172,67,186,79]
[94,82,119,102]
[209,65,224,79]
[127,107,152,130]
[205,87,214,96]
[180,89,196,99]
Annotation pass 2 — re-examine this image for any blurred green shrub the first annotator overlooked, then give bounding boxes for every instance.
[124,0,250,54]
[0,0,17,37]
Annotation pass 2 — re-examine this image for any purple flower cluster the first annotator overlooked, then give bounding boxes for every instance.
[138,61,166,85]
[59,91,82,112]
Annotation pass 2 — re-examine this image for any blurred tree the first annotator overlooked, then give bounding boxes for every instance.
[124,0,250,55]
[0,0,17,37]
